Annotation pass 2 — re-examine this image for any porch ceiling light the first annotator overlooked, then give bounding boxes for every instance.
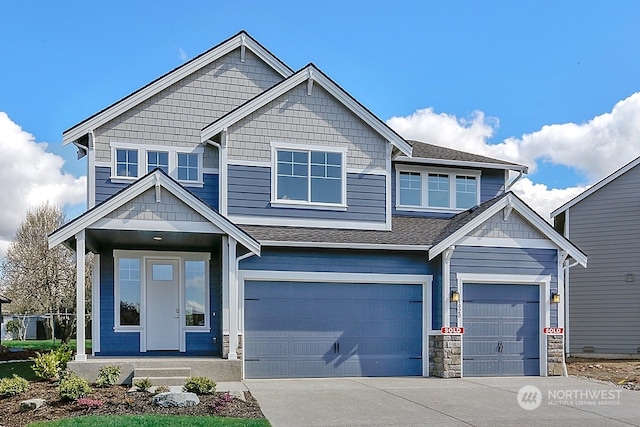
[551,292,561,303]
[451,290,460,302]
[153,236,163,241]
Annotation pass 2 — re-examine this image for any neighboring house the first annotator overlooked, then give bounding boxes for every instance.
[49,31,586,379]
[0,296,9,341]
[552,156,640,358]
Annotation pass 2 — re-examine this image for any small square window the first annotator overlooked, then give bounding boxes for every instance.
[178,153,199,181]
[116,149,138,178]
[148,151,169,174]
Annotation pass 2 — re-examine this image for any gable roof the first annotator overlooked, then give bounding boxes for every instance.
[428,192,587,266]
[398,140,528,172]
[49,169,260,255]
[551,155,640,218]
[63,31,293,145]
[201,63,413,157]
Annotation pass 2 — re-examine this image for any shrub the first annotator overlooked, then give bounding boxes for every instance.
[58,373,92,401]
[134,377,152,392]
[155,385,170,394]
[96,365,122,387]
[53,344,74,371]
[31,351,60,381]
[212,391,234,412]
[0,375,29,397]
[5,320,22,339]
[77,397,104,408]
[184,376,216,395]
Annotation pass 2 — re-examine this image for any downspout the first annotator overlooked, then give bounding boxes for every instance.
[506,170,524,192]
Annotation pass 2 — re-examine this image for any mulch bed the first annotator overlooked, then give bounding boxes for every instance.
[0,351,266,427]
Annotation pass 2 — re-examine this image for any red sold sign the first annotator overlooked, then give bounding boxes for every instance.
[543,327,564,335]
[441,327,464,335]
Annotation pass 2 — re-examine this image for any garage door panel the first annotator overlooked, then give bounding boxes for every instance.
[245,280,423,379]
[464,284,540,377]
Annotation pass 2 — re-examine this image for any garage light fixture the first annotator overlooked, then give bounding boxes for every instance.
[551,292,561,303]
[451,290,460,302]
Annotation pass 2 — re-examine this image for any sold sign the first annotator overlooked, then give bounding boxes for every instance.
[441,327,464,335]
[543,327,564,335]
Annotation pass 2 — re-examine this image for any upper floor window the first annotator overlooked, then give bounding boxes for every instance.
[272,143,346,207]
[110,143,203,186]
[116,149,138,178]
[397,168,480,211]
[147,151,169,174]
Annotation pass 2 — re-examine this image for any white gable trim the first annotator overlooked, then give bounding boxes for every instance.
[63,32,292,144]
[551,155,640,218]
[48,171,260,255]
[201,64,413,157]
[395,155,528,172]
[428,193,587,266]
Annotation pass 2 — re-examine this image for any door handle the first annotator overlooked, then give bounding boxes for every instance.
[333,342,340,354]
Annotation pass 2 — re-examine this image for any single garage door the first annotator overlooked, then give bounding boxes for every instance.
[244,280,423,379]
[463,284,540,376]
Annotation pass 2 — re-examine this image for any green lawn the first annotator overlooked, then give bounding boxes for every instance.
[28,415,270,427]
[2,339,92,352]
[0,360,37,380]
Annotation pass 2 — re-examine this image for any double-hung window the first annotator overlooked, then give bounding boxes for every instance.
[273,143,345,206]
[397,168,480,210]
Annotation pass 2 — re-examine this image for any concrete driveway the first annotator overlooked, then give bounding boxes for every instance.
[245,376,640,426]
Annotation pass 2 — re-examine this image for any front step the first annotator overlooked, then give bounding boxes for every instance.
[132,367,191,387]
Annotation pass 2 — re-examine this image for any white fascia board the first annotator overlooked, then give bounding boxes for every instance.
[259,240,431,251]
[551,156,640,218]
[201,65,413,157]
[428,194,587,267]
[48,171,260,255]
[395,156,528,172]
[63,33,292,145]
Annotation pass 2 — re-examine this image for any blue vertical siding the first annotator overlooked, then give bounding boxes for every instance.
[227,164,386,223]
[448,246,558,327]
[94,166,219,210]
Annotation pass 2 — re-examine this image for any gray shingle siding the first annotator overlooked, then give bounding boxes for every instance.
[565,163,640,355]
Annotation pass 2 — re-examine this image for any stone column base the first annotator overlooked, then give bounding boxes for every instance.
[547,334,564,376]
[430,335,461,378]
[222,334,243,359]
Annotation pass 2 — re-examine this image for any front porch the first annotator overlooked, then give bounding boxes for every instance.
[68,356,242,384]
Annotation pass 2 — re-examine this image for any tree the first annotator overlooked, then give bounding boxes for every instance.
[1,203,91,343]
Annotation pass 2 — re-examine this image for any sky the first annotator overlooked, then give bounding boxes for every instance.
[2,1,640,256]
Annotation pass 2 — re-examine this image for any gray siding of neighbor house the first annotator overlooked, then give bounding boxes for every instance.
[92,48,284,162]
[564,164,640,355]
[226,83,388,171]
[449,246,558,328]
[227,164,386,223]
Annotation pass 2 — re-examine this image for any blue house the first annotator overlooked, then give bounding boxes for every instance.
[50,31,586,379]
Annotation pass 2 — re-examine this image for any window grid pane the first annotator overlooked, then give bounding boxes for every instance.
[399,172,421,206]
[456,176,477,209]
[119,258,140,326]
[147,151,169,173]
[177,153,198,181]
[277,150,309,201]
[310,151,342,203]
[185,260,206,326]
[428,174,450,208]
[116,149,138,177]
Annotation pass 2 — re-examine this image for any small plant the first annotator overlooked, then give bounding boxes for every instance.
[155,385,170,394]
[134,377,152,392]
[0,375,29,397]
[53,344,74,371]
[58,373,92,401]
[184,376,216,395]
[31,351,60,381]
[96,365,122,387]
[212,391,234,412]
[77,397,104,409]
[5,320,22,340]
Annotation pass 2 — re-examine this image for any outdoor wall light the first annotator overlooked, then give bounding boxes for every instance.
[551,292,561,303]
[451,290,460,302]
[153,236,163,241]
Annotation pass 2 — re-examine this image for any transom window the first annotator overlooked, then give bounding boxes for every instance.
[398,169,479,210]
[274,145,345,206]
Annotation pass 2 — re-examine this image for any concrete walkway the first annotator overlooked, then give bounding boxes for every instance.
[245,376,640,426]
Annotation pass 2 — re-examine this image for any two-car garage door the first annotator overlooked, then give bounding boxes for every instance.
[244,280,423,379]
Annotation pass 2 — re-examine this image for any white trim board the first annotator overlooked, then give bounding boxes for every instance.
[227,214,388,230]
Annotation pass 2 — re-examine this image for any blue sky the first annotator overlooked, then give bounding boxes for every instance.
[2,1,640,252]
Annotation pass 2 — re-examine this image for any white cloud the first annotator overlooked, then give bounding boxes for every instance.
[178,48,188,61]
[0,112,86,256]
[387,92,640,219]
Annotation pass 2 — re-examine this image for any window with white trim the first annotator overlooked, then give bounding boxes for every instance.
[272,143,346,207]
[110,143,203,185]
[397,168,480,211]
[117,258,141,326]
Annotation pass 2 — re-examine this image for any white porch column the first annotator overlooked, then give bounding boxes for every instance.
[75,231,87,362]
[227,236,239,360]
[442,246,455,328]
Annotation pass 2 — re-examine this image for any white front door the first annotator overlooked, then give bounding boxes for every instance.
[146,259,180,350]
